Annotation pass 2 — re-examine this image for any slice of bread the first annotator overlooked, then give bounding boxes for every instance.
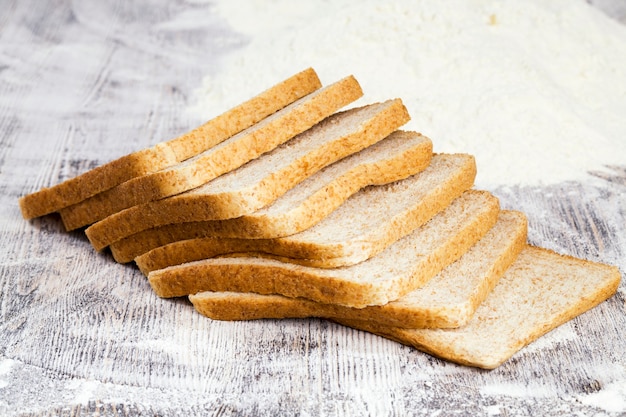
[133,152,475,273]
[18,68,321,220]
[60,75,363,230]
[189,211,528,329]
[335,246,620,369]
[112,130,433,264]
[148,190,500,307]
[85,98,410,250]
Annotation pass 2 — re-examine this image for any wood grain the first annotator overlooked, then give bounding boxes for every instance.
[1,0,625,416]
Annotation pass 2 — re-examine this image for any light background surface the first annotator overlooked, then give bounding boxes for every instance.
[1,1,625,416]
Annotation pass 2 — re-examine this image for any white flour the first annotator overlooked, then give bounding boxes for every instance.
[189,0,626,187]
[579,380,626,413]
[0,358,15,390]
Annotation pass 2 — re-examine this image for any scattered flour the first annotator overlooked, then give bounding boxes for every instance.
[189,0,626,187]
[0,358,16,375]
[480,381,551,399]
[579,380,626,413]
[0,358,15,389]
[64,379,100,405]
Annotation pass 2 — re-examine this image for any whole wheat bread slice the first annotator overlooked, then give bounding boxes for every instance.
[189,211,527,329]
[111,130,433,264]
[18,68,321,220]
[85,99,410,250]
[59,75,363,230]
[335,246,620,369]
[148,190,500,307]
[133,152,475,273]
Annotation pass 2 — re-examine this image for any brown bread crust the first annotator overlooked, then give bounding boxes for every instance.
[60,75,362,230]
[147,190,500,308]
[337,246,621,369]
[189,211,528,329]
[19,68,321,219]
[132,152,474,273]
[114,132,434,265]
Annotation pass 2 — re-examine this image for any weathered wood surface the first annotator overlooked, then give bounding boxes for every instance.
[1,1,625,416]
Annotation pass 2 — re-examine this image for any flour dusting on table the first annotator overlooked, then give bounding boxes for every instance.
[189,0,626,187]
[0,359,15,390]
[579,380,626,413]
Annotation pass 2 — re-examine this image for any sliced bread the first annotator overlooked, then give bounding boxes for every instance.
[133,152,475,273]
[189,211,528,329]
[335,246,621,369]
[148,190,500,307]
[18,68,321,220]
[59,75,363,230]
[112,130,433,264]
[85,98,410,250]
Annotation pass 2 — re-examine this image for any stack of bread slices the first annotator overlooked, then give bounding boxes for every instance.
[19,68,620,369]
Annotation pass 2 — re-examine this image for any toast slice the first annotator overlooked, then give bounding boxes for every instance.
[111,130,433,264]
[18,68,321,219]
[148,190,500,307]
[59,75,363,230]
[189,211,528,329]
[335,246,620,369]
[133,152,475,273]
[85,99,410,250]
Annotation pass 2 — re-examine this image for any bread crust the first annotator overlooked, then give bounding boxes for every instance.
[19,68,321,219]
[86,96,412,251]
[114,131,434,265]
[187,244,620,369]
[189,211,528,328]
[60,75,362,231]
[148,190,500,308]
[132,152,475,273]
[337,246,621,369]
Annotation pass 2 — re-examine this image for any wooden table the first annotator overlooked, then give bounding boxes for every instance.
[1,1,625,415]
